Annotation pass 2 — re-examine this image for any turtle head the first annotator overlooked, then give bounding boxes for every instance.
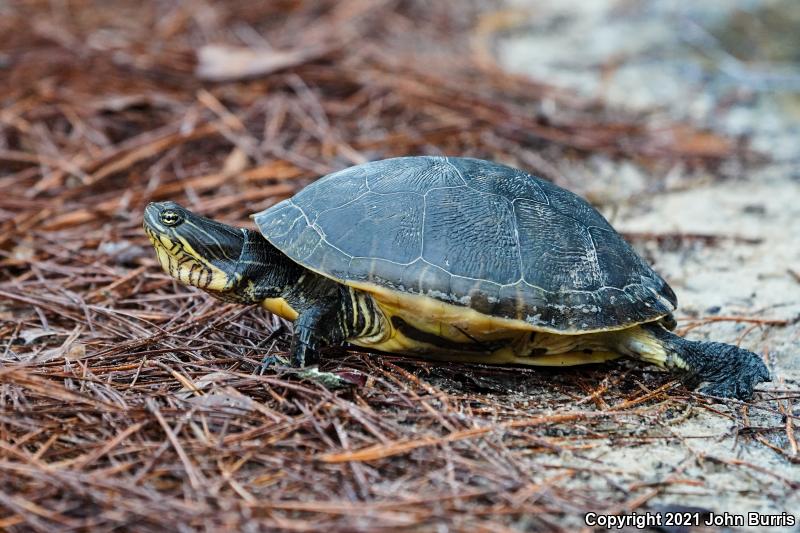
[143,201,276,303]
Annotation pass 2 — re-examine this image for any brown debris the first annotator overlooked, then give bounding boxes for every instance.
[622,231,764,247]
[196,45,332,82]
[0,1,790,531]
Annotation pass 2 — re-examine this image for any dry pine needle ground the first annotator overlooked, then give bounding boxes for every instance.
[0,1,795,531]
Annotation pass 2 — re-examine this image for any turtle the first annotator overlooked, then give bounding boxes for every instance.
[143,156,770,399]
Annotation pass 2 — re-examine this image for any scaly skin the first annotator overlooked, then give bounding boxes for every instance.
[642,324,771,400]
[143,201,384,374]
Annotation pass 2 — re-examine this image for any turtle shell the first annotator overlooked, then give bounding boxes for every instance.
[253,156,676,333]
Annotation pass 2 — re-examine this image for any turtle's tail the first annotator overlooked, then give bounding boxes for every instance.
[634,323,771,400]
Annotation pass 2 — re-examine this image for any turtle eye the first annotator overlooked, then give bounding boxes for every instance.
[160,209,183,227]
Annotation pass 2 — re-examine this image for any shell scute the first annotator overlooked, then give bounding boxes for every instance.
[422,186,520,284]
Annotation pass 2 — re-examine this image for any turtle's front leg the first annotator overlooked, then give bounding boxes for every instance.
[260,278,386,387]
[287,283,387,368]
[278,298,356,388]
[257,299,344,379]
[290,301,345,367]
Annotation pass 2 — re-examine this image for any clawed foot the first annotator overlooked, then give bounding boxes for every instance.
[689,342,771,400]
[645,325,773,401]
[258,355,362,389]
[696,363,771,400]
[258,354,289,375]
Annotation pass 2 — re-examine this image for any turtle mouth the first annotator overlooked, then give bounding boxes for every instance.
[143,224,231,292]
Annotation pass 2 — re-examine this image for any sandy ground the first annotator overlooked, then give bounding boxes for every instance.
[498,0,800,528]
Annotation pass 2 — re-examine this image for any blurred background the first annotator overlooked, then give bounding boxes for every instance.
[1,1,798,531]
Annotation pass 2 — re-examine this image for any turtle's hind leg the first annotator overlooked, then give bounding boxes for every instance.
[613,323,771,400]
